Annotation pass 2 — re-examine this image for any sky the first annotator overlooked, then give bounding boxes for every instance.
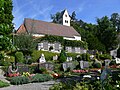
[12,0,120,29]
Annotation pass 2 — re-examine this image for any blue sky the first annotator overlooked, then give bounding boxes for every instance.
[12,0,120,29]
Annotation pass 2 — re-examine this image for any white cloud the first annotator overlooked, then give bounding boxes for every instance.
[12,0,53,29]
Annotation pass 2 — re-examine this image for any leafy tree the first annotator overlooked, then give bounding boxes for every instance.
[51,12,61,23]
[71,11,77,21]
[14,34,36,54]
[59,50,66,63]
[0,0,14,35]
[97,16,118,51]
[0,0,14,52]
[110,13,120,32]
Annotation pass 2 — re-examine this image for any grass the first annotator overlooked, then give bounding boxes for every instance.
[0,80,10,88]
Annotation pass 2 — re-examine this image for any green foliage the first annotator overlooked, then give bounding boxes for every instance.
[0,35,13,51]
[15,52,24,63]
[67,53,80,61]
[31,50,58,62]
[51,12,61,23]
[10,76,30,85]
[0,80,10,88]
[39,67,47,73]
[97,16,118,51]
[93,62,102,68]
[59,50,66,63]
[109,60,116,66]
[64,40,88,49]
[14,34,36,54]
[99,54,112,60]
[37,35,64,44]
[31,74,53,83]
[81,53,90,61]
[0,0,14,35]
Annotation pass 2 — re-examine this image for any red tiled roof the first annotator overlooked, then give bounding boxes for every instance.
[17,18,80,38]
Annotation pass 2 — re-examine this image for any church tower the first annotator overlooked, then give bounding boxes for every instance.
[58,9,71,26]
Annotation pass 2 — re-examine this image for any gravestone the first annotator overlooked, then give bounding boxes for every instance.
[67,57,72,62]
[80,61,89,69]
[115,58,120,64]
[39,62,54,70]
[80,60,84,69]
[62,62,75,71]
[53,55,58,60]
[105,59,111,66]
[39,53,46,63]
[8,63,29,74]
[16,63,29,73]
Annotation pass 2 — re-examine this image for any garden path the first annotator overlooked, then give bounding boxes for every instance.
[0,81,55,90]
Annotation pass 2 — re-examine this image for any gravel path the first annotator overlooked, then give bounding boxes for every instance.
[0,81,55,90]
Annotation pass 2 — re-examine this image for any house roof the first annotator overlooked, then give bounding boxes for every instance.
[17,18,80,38]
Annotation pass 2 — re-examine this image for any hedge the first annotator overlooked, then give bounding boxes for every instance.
[31,74,53,83]
[10,76,30,85]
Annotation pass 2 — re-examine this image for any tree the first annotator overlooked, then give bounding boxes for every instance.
[51,12,61,23]
[0,0,14,51]
[59,50,66,63]
[97,16,118,51]
[14,34,36,54]
[71,11,77,21]
[0,0,14,35]
[110,13,120,32]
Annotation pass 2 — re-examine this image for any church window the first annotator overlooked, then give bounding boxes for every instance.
[65,14,67,17]
[65,20,68,23]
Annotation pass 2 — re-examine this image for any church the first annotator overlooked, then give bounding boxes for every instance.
[17,10,86,53]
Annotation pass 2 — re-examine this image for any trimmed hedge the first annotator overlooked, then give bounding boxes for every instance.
[10,74,53,85]
[31,74,53,83]
[10,76,30,85]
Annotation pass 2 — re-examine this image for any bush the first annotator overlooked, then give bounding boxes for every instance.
[10,76,29,85]
[15,52,24,63]
[109,60,116,66]
[99,54,112,60]
[0,80,10,88]
[93,62,102,68]
[59,50,66,63]
[31,74,52,83]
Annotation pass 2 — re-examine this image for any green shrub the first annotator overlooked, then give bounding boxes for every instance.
[99,54,112,60]
[28,65,38,73]
[39,67,47,73]
[0,80,10,88]
[10,76,29,85]
[59,50,66,63]
[15,52,24,63]
[93,62,102,68]
[81,53,90,61]
[31,74,52,83]
[109,60,116,66]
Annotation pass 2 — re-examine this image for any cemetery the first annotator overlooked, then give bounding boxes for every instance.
[0,49,120,90]
[1,0,120,89]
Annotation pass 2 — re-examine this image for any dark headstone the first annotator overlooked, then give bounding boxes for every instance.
[39,62,54,70]
[16,63,29,73]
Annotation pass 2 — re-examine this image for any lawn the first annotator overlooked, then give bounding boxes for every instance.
[0,80,10,88]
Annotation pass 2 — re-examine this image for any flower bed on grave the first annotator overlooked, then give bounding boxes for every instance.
[10,73,53,85]
[72,70,89,73]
